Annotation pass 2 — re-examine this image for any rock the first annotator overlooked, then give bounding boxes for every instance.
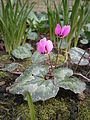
[0,81,5,86]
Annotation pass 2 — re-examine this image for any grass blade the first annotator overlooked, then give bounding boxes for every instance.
[26,92,36,120]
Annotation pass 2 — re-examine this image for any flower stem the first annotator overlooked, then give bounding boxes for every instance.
[55,38,62,68]
[48,54,53,72]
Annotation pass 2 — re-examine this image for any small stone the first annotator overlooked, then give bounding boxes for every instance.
[6,86,10,92]
[77,92,85,101]
[0,81,5,86]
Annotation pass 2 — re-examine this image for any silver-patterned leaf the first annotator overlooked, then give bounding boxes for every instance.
[27,29,38,40]
[24,43,33,50]
[9,65,59,102]
[53,67,73,80]
[2,63,19,72]
[80,39,89,45]
[55,77,86,94]
[69,47,89,65]
[25,64,49,77]
[12,45,32,59]
[32,51,54,64]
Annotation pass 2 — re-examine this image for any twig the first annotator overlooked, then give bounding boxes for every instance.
[74,72,90,82]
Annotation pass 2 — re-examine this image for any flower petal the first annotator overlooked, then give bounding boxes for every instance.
[61,25,70,38]
[55,24,61,36]
[46,40,53,54]
[37,38,47,54]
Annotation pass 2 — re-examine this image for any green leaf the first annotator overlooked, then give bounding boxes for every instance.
[53,68,86,94]
[80,39,89,45]
[84,31,90,40]
[24,43,33,50]
[26,92,36,120]
[0,0,35,54]
[62,0,68,25]
[32,51,54,64]
[70,0,80,29]
[9,65,59,102]
[28,11,39,26]
[27,29,38,40]
[53,67,73,80]
[12,45,32,59]
[56,77,86,94]
[37,12,48,22]
[69,47,89,65]
[84,23,90,32]
[2,63,19,72]
[25,64,49,77]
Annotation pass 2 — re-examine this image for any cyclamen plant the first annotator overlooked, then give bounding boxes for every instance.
[9,24,86,102]
[55,24,71,66]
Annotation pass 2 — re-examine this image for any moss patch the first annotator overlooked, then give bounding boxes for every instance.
[0,55,10,62]
[0,71,7,79]
[20,58,32,69]
[35,98,70,120]
[0,94,90,120]
[53,54,65,65]
[76,96,90,120]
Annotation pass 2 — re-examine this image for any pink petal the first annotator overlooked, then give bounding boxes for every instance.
[55,24,61,36]
[37,37,47,54]
[61,25,70,38]
[40,37,47,44]
[88,57,90,61]
[46,40,53,54]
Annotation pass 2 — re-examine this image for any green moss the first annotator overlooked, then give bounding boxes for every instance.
[0,55,10,62]
[35,98,70,120]
[0,94,90,120]
[13,98,70,120]
[21,58,32,69]
[76,96,90,120]
[53,54,65,65]
[0,71,7,78]
[15,103,30,120]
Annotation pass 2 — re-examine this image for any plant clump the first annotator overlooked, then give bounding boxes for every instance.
[0,71,7,79]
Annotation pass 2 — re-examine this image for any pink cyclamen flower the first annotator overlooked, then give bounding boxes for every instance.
[37,37,53,54]
[55,24,70,38]
[88,57,90,61]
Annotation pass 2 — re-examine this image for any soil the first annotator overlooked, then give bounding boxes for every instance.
[0,39,90,120]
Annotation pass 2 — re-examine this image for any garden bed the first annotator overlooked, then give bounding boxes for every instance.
[0,0,90,120]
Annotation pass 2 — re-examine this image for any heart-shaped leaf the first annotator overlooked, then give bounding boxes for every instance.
[37,12,48,22]
[53,68,86,93]
[27,29,38,40]
[55,77,86,94]
[9,65,59,102]
[32,51,54,64]
[12,45,32,59]
[24,43,33,50]
[80,39,89,45]
[2,63,19,72]
[25,64,49,77]
[53,67,73,80]
[28,11,39,26]
[69,47,89,65]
